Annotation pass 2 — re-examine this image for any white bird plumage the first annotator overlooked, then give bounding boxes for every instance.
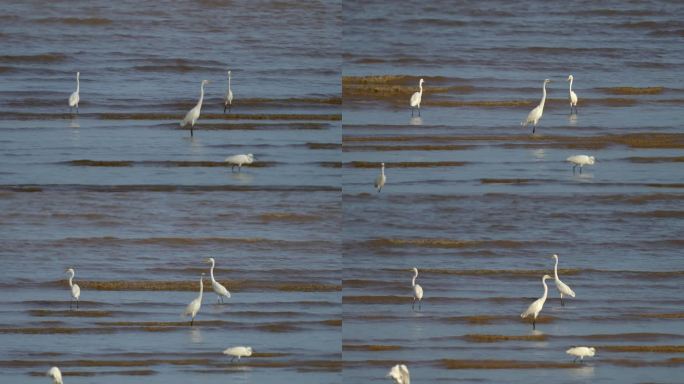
[520,274,551,330]
[567,154,595,174]
[521,79,551,134]
[410,78,424,117]
[180,79,209,137]
[47,366,63,384]
[65,268,80,310]
[567,75,578,114]
[205,257,231,303]
[68,72,80,114]
[224,69,234,113]
[552,254,576,306]
[223,346,253,362]
[374,162,386,193]
[183,273,204,326]
[224,153,254,172]
[411,267,424,311]
[566,346,596,362]
[387,364,410,384]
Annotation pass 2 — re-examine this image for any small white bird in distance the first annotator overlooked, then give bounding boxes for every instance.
[374,162,386,193]
[552,254,576,306]
[387,364,410,384]
[411,267,424,311]
[225,153,254,172]
[521,78,550,134]
[180,79,209,137]
[410,78,424,117]
[566,346,596,362]
[47,366,63,384]
[567,75,578,114]
[224,69,234,113]
[205,257,231,303]
[68,72,80,114]
[65,268,80,310]
[223,346,253,362]
[520,274,551,330]
[567,155,595,174]
[183,273,204,326]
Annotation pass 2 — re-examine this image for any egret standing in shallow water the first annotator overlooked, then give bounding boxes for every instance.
[520,274,551,330]
[387,364,410,384]
[224,69,233,113]
[521,79,550,134]
[410,78,424,117]
[183,273,204,326]
[47,366,63,384]
[205,258,231,303]
[552,254,576,306]
[566,346,596,362]
[223,346,252,362]
[180,79,209,137]
[374,162,386,193]
[567,75,578,114]
[65,268,80,310]
[225,153,254,172]
[68,72,80,114]
[411,267,424,311]
[567,154,595,174]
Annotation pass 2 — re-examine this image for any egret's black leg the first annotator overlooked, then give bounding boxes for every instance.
[532,319,536,330]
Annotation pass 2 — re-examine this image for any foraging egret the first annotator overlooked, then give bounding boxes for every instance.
[223,346,252,362]
[180,80,209,137]
[566,346,596,362]
[521,79,551,134]
[65,268,80,310]
[552,254,576,306]
[47,366,63,384]
[68,72,80,114]
[205,257,231,303]
[567,155,595,174]
[410,78,424,117]
[183,273,204,326]
[567,75,578,114]
[225,153,254,172]
[387,364,410,384]
[520,274,551,330]
[224,69,234,113]
[411,267,424,311]
[374,162,386,193]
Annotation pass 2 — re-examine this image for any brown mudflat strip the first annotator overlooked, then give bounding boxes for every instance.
[464,334,548,343]
[363,238,530,249]
[342,344,403,352]
[441,359,578,369]
[346,161,467,168]
[29,369,156,377]
[600,86,664,95]
[60,280,340,292]
[599,345,684,353]
[28,310,113,318]
[343,144,472,152]
[628,156,684,163]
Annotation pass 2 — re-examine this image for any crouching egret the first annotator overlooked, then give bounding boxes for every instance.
[224,69,234,113]
[520,274,551,330]
[47,366,63,384]
[68,72,80,114]
[206,257,231,303]
[567,75,578,114]
[387,364,410,384]
[552,254,576,306]
[566,346,596,362]
[567,155,595,174]
[411,267,424,311]
[183,273,204,326]
[374,162,386,192]
[65,268,80,310]
[223,346,252,362]
[224,153,254,172]
[521,79,550,134]
[410,78,424,117]
[180,80,209,137]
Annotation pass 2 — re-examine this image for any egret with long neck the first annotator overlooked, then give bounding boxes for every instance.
[567,75,578,114]
[183,273,205,326]
[552,254,576,306]
[180,80,209,137]
[65,268,80,310]
[374,162,386,193]
[205,257,231,303]
[410,78,424,117]
[520,274,551,329]
[411,267,424,311]
[224,70,234,113]
[521,79,550,134]
[68,72,80,114]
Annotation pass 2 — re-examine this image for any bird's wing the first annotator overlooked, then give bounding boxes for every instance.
[72,284,80,298]
[374,175,382,188]
[213,280,231,297]
[183,298,199,316]
[410,92,420,106]
[387,365,402,383]
[414,284,423,299]
[521,297,542,317]
[68,92,79,106]
[555,279,576,297]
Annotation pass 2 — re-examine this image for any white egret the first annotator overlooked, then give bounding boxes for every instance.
[68,72,80,114]
[223,346,253,362]
[521,79,551,134]
[387,364,410,384]
[65,268,80,310]
[567,75,578,114]
[183,273,204,326]
[374,162,386,193]
[520,274,551,330]
[224,69,234,113]
[180,79,209,137]
[552,254,576,306]
[410,78,424,117]
[205,257,231,303]
[47,366,63,384]
[224,153,254,172]
[567,155,595,174]
[566,346,596,362]
[411,267,424,311]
